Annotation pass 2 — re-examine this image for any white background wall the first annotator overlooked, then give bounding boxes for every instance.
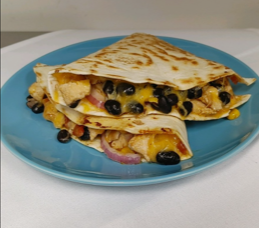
[2,0,259,31]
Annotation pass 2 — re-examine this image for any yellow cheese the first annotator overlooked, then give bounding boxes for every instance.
[53,73,86,84]
[227,108,240,120]
[148,134,182,162]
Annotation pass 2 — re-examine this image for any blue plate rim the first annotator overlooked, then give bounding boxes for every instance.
[1,35,259,186]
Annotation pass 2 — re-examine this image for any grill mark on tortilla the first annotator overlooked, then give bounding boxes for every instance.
[95,122,102,127]
[117,47,129,50]
[90,69,98,74]
[132,120,144,125]
[213,66,223,69]
[161,128,172,133]
[83,119,92,124]
[103,59,112,63]
[107,74,123,78]
[141,47,169,62]
[179,78,195,84]
[108,65,120,69]
[169,55,194,63]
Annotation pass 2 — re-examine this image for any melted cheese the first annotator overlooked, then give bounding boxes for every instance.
[148,134,182,162]
[53,72,86,84]
[52,73,241,119]
[114,84,154,113]
[80,98,104,113]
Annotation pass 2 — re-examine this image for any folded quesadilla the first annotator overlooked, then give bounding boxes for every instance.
[27,90,192,165]
[43,33,255,120]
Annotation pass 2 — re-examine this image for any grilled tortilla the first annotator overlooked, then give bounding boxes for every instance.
[43,33,255,120]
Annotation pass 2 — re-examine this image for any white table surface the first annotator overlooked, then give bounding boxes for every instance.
[1,29,259,228]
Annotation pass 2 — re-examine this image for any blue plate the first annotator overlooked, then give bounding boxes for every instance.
[1,36,259,186]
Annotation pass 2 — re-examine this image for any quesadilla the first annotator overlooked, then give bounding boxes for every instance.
[27,93,192,165]
[44,33,256,120]
[26,64,193,165]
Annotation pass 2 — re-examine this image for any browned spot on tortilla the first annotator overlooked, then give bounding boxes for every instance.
[90,69,97,74]
[108,65,119,69]
[213,66,222,69]
[139,130,153,134]
[95,122,102,127]
[36,72,42,77]
[83,119,92,124]
[127,124,134,128]
[171,55,193,62]
[107,74,123,78]
[132,66,140,69]
[136,60,143,65]
[117,47,129,50]
[191,60,198,65]
[163,81,173,86]
[141,47,169,62]
[152,116,158,119]
[132,120,144,125]
[127,44,138,47]
[102,59,112,63]
[179,78,195,84]
[172,66,179,71]
[161,128,172,133]
[100,126,109,128]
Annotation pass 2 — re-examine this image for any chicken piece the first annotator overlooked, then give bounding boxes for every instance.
[110,133,129,150]
[191,99,217,115]
[128,134,153,161]
[199,86,222,111]
[59,79,91,105]
[105,131,120,143]
[89,129,105,141]
[28,82,45,102]
[105,131,133,150]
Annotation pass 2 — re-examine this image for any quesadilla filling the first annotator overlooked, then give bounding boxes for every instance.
[26,92,192,165]
[51,72,242,119]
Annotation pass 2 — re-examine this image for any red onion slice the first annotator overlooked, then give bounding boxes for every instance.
[87,94,105,109]
[101,134,141,164]
[86,85,106,109]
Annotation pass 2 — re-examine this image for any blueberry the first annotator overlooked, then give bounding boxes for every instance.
[79,127,90,141]
[187,87,202,99]
[31,103,44,114]
[156,151,180,165]
[103,80,114,94]
[57,130,71,143]
[219,91,231,105]
[104,100,121,115]
[116,83,135,96]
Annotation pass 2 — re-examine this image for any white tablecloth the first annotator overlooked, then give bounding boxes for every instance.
[2,30,259,228]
